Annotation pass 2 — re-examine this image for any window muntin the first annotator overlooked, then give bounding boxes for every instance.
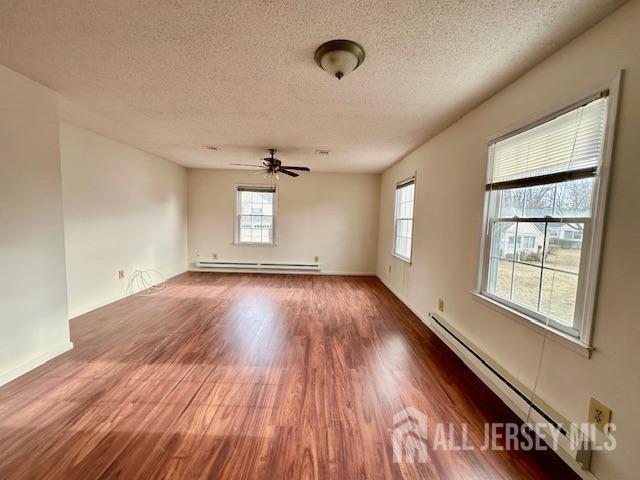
[236,186,276,244]
[481,95,608,339]
[394,178,415,261]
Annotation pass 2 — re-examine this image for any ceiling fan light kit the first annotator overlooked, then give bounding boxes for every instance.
[314,39,365,80]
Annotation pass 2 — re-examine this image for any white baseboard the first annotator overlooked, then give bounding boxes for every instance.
[0,341,74,387]
[376,274,597,480]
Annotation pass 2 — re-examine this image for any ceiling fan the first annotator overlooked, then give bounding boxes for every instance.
[230,149,310,177]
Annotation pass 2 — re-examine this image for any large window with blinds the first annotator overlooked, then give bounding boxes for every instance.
[479,93,613,341]
[394,177,415,262]
[235,185,276,244]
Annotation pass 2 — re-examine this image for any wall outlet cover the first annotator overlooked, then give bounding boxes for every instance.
[438,299,445,312]
[314,256,320,263]
[118,269,125,279]
[588,397,612,432]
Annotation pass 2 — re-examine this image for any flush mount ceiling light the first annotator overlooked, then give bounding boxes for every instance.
[314,39,365,80]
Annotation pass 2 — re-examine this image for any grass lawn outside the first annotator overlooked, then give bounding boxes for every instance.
[491,247,580,325]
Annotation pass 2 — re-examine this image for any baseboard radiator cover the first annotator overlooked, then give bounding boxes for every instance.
[427,312,595,474]
[195,260,321,272]
[375,274,596,478]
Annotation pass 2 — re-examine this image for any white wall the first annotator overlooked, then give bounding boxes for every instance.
[0,65,72,386]
[376,2,640,478]
[188,169,379,274]
[60,123,188,318]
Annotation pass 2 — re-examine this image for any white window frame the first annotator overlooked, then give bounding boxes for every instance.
[393,175,416,263]
[234,184,278,246]
[476,73,621,350]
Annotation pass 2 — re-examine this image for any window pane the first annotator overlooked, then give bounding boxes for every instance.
[262,203,273,216]
[487,258,513,299]
[545,222,583,274]
[524,185,555,217]
[406,184,415,200]
[241,191,252,202]
[540,269,578,326]
[514,222,545,266]
[240,228,251,242]
[554,178,594,217]
[512,263,541,310]
[252,204,263,215]
[491,221,516,260]
[396,237,408,257]
[499,188,525,217]
[240,215,251,228]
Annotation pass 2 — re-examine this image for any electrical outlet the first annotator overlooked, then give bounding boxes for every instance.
[588,397,612,432]
[438,298,445,312]
[118,269,125,280]
[388,265,391,273]
[314,256,320,263]
[212,253,218,259]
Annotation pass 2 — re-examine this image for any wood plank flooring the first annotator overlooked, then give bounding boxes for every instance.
[0,273,578,479]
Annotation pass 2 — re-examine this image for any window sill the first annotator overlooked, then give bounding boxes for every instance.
[232,242,277,247]
[392,253,412,264]
[470,292,593,358]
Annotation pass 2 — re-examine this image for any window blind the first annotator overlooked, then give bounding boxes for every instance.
[237,186,276,193]
[487,95,608,189]
[396,177,415,189]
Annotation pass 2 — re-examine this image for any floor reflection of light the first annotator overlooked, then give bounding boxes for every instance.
[225,294,287,365]
[371,332,410,374]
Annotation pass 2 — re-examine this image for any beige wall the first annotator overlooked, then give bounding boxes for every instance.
[0,65,72,385]
[376,2,640,478]
[60,123,188,318]
[188,169,379,274]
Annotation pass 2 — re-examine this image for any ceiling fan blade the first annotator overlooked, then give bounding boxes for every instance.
[230,163,261,167]
[281,166,310,171]
[279,169,299,177]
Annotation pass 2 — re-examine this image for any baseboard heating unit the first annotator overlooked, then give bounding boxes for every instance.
[195,261,320,272]
[426,312,595,475]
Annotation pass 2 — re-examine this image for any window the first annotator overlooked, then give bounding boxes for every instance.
[479,93,613,342]
[394,177,415,261]
[235,186,276,244]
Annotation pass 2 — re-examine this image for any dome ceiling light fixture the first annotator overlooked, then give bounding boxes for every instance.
[314,39,365,80]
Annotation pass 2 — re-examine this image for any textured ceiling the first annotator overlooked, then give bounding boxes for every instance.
[0,0,626,173]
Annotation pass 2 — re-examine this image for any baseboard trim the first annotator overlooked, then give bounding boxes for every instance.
[375,274,597,480]
[0,341,74,387]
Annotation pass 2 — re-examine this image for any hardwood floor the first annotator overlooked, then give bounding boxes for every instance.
[0,272,577,479]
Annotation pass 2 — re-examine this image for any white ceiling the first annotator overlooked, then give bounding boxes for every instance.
[0,1,626,173]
